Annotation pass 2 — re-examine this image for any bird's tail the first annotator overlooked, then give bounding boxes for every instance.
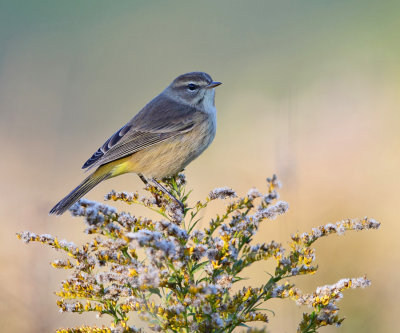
[49,170,111,215]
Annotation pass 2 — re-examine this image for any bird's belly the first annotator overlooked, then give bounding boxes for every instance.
[128,121,216,178]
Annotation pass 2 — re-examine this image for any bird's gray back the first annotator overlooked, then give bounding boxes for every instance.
[82,94,209,170]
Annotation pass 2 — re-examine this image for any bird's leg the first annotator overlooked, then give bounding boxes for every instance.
[151,178,185,212]
[138,173,161,206]
[138,173,149,185]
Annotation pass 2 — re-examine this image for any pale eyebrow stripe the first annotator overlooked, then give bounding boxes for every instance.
[175,80,207,87]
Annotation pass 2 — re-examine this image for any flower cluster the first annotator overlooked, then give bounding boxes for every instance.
[17,173,380,332]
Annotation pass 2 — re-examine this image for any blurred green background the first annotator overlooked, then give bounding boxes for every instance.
[1,0,399,332]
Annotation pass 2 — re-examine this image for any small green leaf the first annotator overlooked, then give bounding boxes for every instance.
[191,261,208,274]
[148,287,162,298]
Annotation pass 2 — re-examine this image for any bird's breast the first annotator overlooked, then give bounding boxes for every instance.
[128,115,216,178]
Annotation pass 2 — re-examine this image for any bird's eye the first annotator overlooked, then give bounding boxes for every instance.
[187,83,198,91]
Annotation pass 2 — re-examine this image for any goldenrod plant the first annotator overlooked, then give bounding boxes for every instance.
[18,174,380,333]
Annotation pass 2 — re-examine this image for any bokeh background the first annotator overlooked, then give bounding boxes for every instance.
[1,1,399,332]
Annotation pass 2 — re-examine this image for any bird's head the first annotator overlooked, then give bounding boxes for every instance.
[165,72,222,108]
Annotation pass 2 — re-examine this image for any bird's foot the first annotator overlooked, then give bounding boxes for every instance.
[138,174,184,212]
[151,178,184,212]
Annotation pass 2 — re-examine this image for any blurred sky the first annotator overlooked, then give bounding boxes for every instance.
[1,1,399,332]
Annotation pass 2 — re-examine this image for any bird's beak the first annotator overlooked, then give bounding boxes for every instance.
[206,81,222,89]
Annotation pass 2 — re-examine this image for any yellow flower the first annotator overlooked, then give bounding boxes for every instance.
[243,289,252,301]
[212,260,222,269]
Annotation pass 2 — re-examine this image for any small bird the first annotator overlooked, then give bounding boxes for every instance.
[50,72,221,215]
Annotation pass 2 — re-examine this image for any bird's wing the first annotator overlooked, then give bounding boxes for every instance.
[82,95,207,170]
